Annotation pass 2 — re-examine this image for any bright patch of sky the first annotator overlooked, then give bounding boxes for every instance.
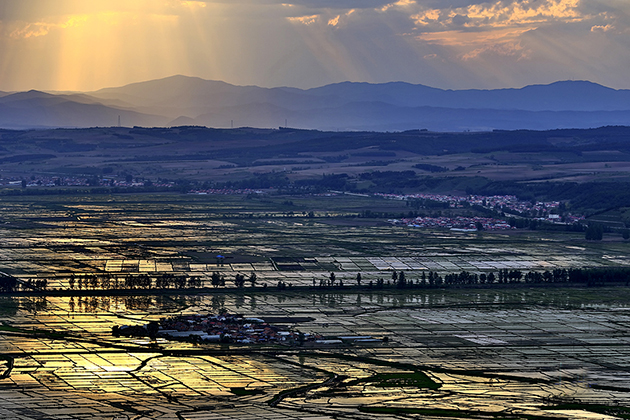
[0,0,628,91]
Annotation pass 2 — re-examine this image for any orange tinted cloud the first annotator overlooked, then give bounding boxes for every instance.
[417,27,533,47]
[0,0,629,91]
[413,0,583,30]
[409,0,587,64]
[591,24,613,32]
[9,15,89,39]
[287,14,319,25]
[461,41,529,61]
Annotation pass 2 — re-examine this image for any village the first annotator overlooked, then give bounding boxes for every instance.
[377,192,586,226]
[390,215,514,231]
[114,312,361,346]
[113,312,386,346]
[0,175,177,188]
[2,175,587,229]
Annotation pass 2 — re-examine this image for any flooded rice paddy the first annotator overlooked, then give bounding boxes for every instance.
[1,193,630,419]
[1,290,630,419]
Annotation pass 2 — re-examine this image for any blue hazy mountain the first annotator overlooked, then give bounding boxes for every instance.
[0,90,167,129]
[300,80,630,111]
[2,76,630,130]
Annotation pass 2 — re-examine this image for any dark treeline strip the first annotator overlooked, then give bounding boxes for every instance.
[2,267,628,296]
[413,163,448,173]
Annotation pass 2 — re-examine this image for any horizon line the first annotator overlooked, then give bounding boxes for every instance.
[2,75,621,95]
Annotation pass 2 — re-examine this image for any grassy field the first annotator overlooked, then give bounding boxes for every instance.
[2,127,630,186]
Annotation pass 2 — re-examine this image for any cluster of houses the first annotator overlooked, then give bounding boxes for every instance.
[0,176,88,187]
[376,192,556,212]
[114,312,384,346]
[391,216,514,231]
[190,188,263,195]
[0,176,176,188]
[376,192,584,222]
[115,313,318,345]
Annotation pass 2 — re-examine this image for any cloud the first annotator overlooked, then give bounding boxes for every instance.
[404,0,597,70]
[287,14,319,24]
[1,0,630,92]
[9,15,89,39]
[417,26,532,46]
[380,0,416,12]
[287,7,356,27]
[590,24,613,32]
[185,0,392,9]
[269,0,393,9]
[461,40,529,60]
[412,0,584,31]
[180,1,207,8]
[6,11,182,40]
[9,23,52,39]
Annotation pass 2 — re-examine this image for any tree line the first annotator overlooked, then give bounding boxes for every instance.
[316,267,630,289]
[2,267,630,294]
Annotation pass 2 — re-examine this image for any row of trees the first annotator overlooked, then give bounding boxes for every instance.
[1,272,257,293]
[67,295,155,313]
[0,275,46,293]
[4,267,630,294]
[67,273,204,291]
[316,267,630,289]
[212,272,257,288]
[51,267,630,291]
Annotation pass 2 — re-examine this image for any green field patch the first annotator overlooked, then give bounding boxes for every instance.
[0,324,22,333]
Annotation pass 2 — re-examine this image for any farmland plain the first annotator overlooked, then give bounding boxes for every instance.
[0,192,630,419]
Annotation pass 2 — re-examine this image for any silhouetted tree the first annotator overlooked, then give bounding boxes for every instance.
[585,222,604,240]
[396,271,406,288]
[234,273,246,288]
[487,272,496,283]
[211,272,222,288]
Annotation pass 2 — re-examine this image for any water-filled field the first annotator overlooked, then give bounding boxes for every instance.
[0,193,628,287]
[1,192,630,419]
[1,288,630,419]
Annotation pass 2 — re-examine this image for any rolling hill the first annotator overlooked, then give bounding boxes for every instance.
[1,76,630,131]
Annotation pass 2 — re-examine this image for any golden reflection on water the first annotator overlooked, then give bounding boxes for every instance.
[1,289,630,419]
[4,194,630,417]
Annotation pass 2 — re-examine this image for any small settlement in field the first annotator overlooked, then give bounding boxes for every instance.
[113,312,384,346]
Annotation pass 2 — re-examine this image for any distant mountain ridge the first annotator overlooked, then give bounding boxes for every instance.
[303,80,630,111]
[1,75,630,131]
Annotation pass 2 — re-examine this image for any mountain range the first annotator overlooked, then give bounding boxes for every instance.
[1,75,630,131]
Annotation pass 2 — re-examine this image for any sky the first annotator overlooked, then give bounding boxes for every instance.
[1,0,629,92]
